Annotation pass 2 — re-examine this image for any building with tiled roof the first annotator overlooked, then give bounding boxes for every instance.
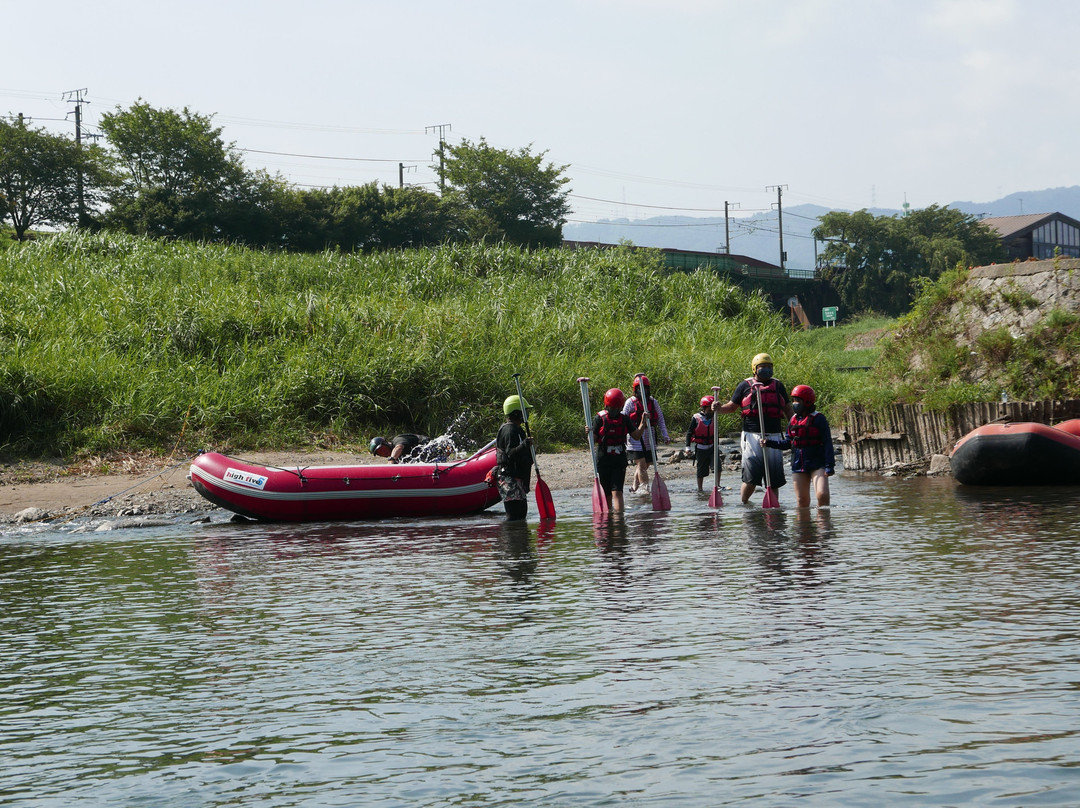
[979,212,1080,260]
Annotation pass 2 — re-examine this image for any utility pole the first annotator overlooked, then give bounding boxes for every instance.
[64,89,89,227]
[723,201,740,254]
[398,162,416,188]
[425,123,451,193]
[766,184,788,270]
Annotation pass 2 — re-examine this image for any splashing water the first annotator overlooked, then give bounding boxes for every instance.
[400,411,484,463]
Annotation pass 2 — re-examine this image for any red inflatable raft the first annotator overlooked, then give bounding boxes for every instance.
[188,442,500,521]
[950,419,1080,486]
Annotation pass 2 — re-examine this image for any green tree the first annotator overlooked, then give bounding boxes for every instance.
[0,117,112,240]
[814,205,1003,316]
[439,138,570,247]
[99,101,249,240]
[268,183,457,253]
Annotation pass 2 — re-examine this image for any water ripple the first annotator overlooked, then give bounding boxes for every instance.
[2,474,1080,805]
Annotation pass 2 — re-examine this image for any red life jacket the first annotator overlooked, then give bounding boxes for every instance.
[596,410,628,448]
[626,396,659,424]
[690,412,714,446]
[741,378,783,421]
[788,412,824,448]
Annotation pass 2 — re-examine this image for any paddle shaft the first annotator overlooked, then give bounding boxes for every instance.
[711,385,722,491]
[577,377,602,479]
[754,384,774,491]
[635,374,662,469]
[512,373,542,474]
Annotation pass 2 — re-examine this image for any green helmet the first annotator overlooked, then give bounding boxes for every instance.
[503,394,531,416]
[368,436,389,455]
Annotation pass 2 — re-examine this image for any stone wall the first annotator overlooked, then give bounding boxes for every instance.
[958,257,1080,341]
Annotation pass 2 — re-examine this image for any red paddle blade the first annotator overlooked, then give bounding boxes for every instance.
[651,472,671,511]
[762,487,779,509]
[536,477,556,520]
[592,477,608,514]
[709,486,723,508]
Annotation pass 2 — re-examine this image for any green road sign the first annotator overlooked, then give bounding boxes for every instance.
[822,306,838,322]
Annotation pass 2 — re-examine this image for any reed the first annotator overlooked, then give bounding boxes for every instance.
[0,232,842,457]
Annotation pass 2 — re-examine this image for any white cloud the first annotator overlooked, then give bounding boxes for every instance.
[922,0,1017,35]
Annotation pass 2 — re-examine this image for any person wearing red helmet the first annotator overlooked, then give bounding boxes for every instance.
[685,395,717,492]
[589,388,645,511]
[764,383,835,507]
[621,374,670,495]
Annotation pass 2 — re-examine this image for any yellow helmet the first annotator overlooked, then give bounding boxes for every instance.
[503,394,531,416]
[751,352,774,371]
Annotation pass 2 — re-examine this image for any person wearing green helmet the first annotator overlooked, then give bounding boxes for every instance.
[368,433,430,464]
[493,394,534,520]
[712,352,793,504]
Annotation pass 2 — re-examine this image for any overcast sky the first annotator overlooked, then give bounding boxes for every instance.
[5,0,1077,225]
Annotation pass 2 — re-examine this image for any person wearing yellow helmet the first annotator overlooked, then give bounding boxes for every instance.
[493,394,534,520]
[712,352,793,504]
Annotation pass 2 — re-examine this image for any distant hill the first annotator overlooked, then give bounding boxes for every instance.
[563,186,1080,271]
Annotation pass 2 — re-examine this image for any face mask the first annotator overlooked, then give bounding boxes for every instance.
[792,401,806,415]
[756,366,773,381]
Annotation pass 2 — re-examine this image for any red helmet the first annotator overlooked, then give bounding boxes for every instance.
[700,395,715,408]
[632,374,650,390]
[603,388,626,409]
[791,384,816,405]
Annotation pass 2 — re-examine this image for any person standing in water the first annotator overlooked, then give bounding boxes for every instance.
[765,384,834,508]
[713,353,792,504]
[622,375,670,494]
[590,387,645,511]
[685,395,717,493]
[494,395,533,521]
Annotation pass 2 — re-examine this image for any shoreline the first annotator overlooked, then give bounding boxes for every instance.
[0,447,710,524]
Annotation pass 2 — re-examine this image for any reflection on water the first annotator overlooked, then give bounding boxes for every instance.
[2,473,1080,806]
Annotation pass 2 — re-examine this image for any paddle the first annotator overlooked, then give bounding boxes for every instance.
[634,373,671,511]
[754,384,780,509]
[577,377,608,514]
[708,385,723,508]
[512,373,556,520]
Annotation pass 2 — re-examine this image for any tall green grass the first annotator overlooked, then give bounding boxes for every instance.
[0,232,843,457]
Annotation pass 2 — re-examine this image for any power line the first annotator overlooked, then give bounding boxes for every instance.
[570,193,768,214]
[240,147,427,163]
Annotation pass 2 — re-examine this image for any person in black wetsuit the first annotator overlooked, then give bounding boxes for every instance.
[494,395,533,521]
[369,434,429,463]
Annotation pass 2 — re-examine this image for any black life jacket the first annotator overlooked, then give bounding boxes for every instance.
[741,378,783,421]
[788,412,824,448]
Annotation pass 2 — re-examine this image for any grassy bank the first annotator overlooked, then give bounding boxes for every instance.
[1,232,863,458]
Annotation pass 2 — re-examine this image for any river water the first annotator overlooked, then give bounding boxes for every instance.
[3,472,1080,807]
